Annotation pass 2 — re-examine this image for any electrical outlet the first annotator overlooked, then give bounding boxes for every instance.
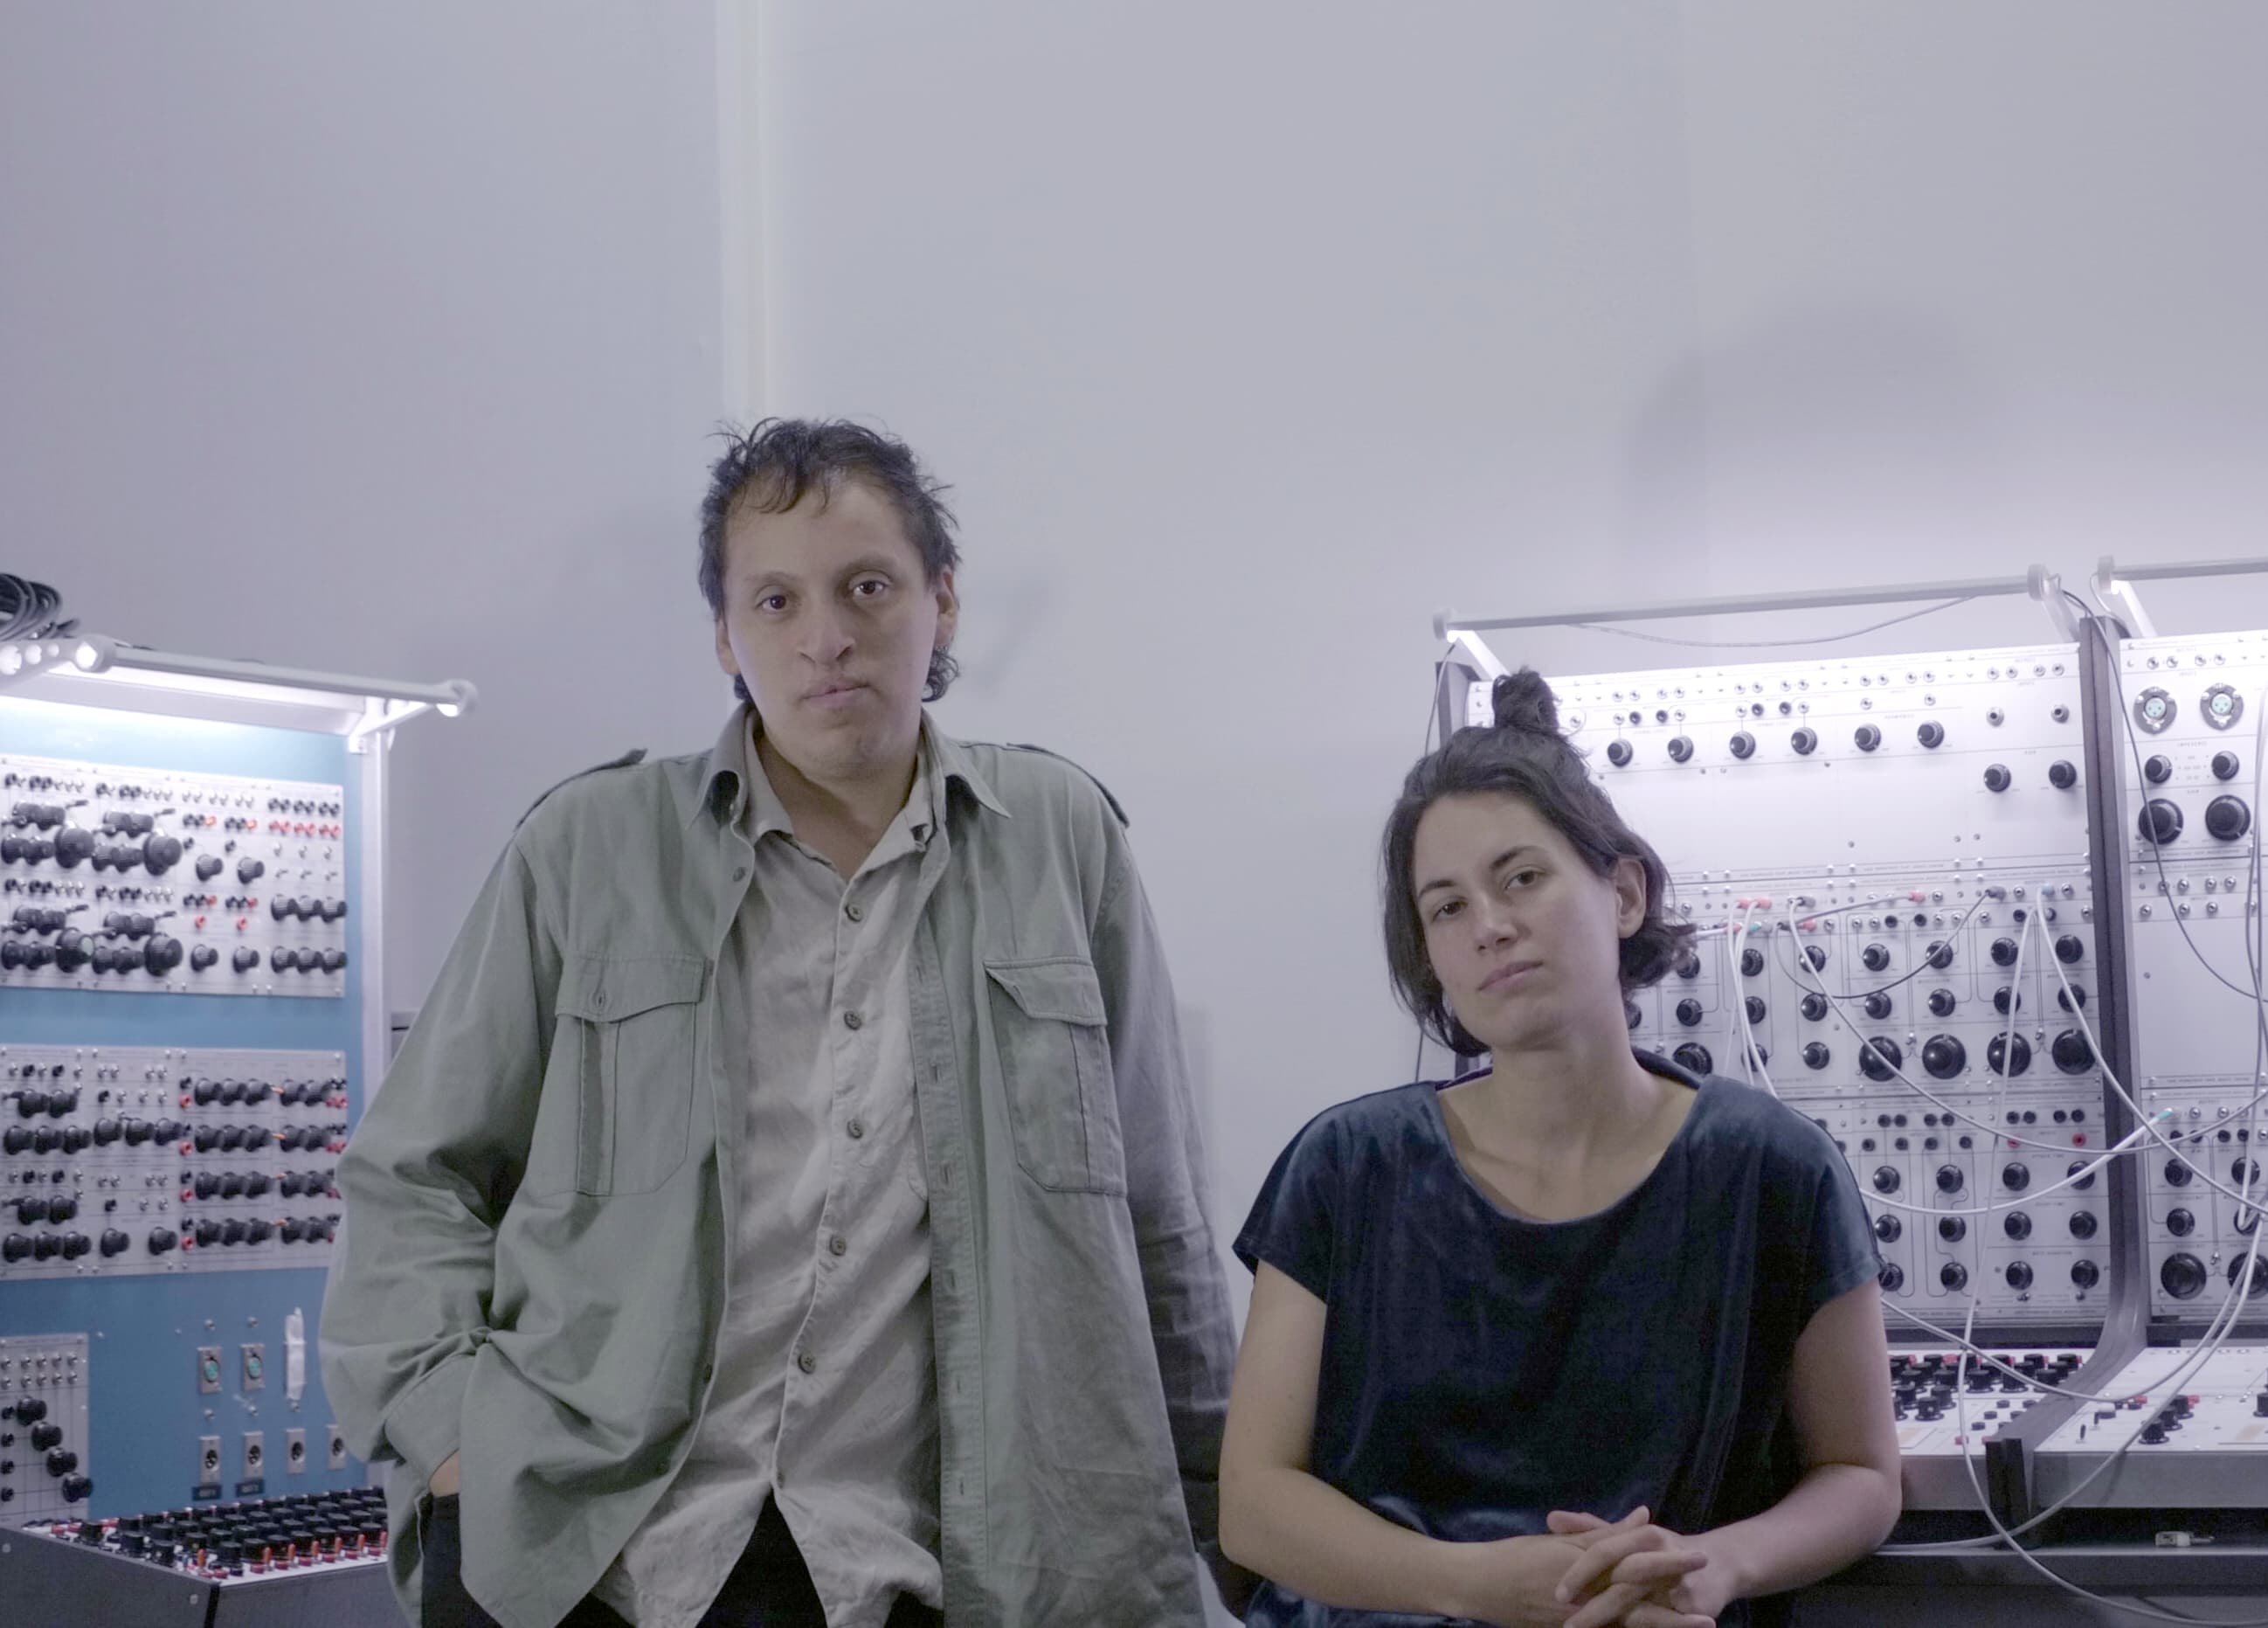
[197,1434,221,1481]
[241,1343,266,1392]
[242,1431,264,1478]
[285,1427,306,1475]
[327,1423,346,1472]
[196,1347,222,1396]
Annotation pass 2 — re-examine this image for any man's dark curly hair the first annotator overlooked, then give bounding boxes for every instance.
[697,418,962,703]
[1383,668,1696,1056]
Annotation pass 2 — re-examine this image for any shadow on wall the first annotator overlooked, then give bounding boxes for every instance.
[1621,305,2009,589]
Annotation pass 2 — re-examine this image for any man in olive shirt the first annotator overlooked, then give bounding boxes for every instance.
[322,420,1244,1627]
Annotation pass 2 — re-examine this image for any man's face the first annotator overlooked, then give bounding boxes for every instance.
[713,478,957,786]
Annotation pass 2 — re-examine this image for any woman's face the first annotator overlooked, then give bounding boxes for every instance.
[1411,792,1646,1053]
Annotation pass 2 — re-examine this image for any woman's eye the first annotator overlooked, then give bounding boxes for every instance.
[1432,899,1463,922]
[1506,869,1539,889]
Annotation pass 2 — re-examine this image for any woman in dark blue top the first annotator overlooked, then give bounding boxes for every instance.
[1219,671,1898,1628]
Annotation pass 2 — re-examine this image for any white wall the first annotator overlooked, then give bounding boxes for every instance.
[0,0,734,1008]
[754,0,2268,1323]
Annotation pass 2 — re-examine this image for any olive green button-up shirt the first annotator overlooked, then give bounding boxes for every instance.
[321,710,1240,1628]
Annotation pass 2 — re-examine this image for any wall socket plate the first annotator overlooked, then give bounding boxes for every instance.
[197,1346,222,1395]
[198,1434,221,1481]
[242,1430,264,1479]
[327,1423,346,1472]
[241,1342,266,1391]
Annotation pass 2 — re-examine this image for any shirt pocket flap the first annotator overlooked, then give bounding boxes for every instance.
[985,957,1108,1028]
[557,953,707,1022]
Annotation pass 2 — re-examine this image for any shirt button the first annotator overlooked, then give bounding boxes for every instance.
[845,903,864,923]
[828,1235,847,1257]
[734,866,750,882]
[797,1352,818,1375]
[843,1011,863,1031]
[847,1119,866,1140]
[590,992,607,1014]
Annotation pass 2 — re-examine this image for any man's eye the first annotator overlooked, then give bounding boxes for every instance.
[853,578,889,599]
[758,594,788,613]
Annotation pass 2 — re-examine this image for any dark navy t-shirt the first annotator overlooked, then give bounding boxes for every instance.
[1232,1055,1880,1628]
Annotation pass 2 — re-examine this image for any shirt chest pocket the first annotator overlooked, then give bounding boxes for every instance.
[544,952,708,1197]
[985,957,1125,1196]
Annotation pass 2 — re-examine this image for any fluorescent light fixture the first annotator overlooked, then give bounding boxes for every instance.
[0,632,476,746]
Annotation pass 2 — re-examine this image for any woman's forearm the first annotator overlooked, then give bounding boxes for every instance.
[1222,1464,1572,1622]
[1700,1462,1901,1601]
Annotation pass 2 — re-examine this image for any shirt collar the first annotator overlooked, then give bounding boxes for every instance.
[692,703,1008,834]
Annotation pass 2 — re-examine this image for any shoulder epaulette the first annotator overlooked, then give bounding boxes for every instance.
[1002,743,1130,828]
[515,749,648,828]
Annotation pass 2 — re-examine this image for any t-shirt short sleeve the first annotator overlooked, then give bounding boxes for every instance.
[1234,1109,1347,1303]
[1801,1147,1884,1320]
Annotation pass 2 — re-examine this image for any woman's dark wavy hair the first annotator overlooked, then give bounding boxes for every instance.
[1383,669,1696,1055]
[697,418,963,704]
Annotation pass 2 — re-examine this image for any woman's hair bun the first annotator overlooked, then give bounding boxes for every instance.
[1490,668,1563,738]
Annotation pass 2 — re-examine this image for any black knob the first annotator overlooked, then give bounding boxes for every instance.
[1872,1166,1900,1194]
[1878,1263,1905,1292]
[2070,1211,2098,1240]
[147,1227,177,1253]
[218,1219,245,1246]
[1744,995,1767,1024]
[2002,1162,2031,1192]
[143,935,183,975]
[2165,1157,2194,1188]
[99,1229,130,1257]
[2214,751,2242,781]
[2054,934,2085,965]
[2161,1252,2208,1300]
[1861,942,1891,972]
[280,1216,307,1241]
[52,931,90,972]
[1854,724,1881,752]
[2004,1209,2032,1240]
[2071,1259,2100,1290]
[2068,1158,2097,1192]
[245,1218,273,1244]
[270,946,294,973]
[193,1174,220,1199]
[2006,1261,2034,1292]
[52,828,94,869]
[1801,944,1828,971]
[1727,731,1755,761]
[1857,1037,1902,1081]
[218,1173,245,1199]
[191,1078,221,1105]
[1918,722,1945,749]
[1800,992,1829,1022]
[2140,799,2183,845]
[1875,1213,1902,1242]
[0,1233,30,1263]
[120,1119,151,1147]
[1988,1035,2032,1080]
[91,1118,121,1147]
[1606,740,1633,767]
[1983,764,2011,793]
[1992,986,2022,1017]
[1989,937,2018,967]
[271,897,296,921]
[1667,736,1693,764]
[142,834,183,874]
[1791,728,1817,756]
[1671,1043,1713,1076]
[1940,1216,1967,1242]
[237,857,265,883]
[232,946,260,973]
[2051,1030,2092,1074]
[1860,992,1893,1022]
[2145,754,2173,785]
[192,1126,220,1153]
[45,1196,76,1224]
[2207,795,2252,842]
[45,1448,78,1478]
[1675,998,1704,1028]
[319,948,347,973]
[1926,989,1957,1018]
[189,944,218,971]
[2167,1207,2195,1237]
[1801,1042,1830,1070]
[1940,1262,1968,1292]
[1674,953,1702,980]
[195,855,224,882]
[14,1197,45,1226]
[1924,940,1953,970]
[1921,1036,1965,1079]
[1935,1164,1964,1194]
[2049,760,2078,790]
